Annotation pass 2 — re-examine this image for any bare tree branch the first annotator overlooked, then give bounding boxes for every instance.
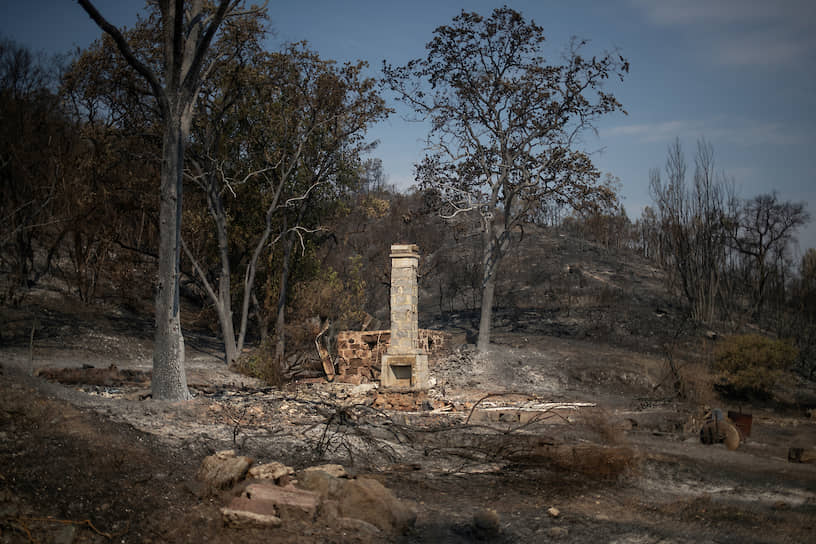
[77,0,167,115]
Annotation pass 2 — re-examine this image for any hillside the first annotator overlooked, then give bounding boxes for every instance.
[2,228,816,543]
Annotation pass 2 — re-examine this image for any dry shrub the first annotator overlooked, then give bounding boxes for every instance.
[553,444,638,478]
[564,409,638,478]
[284,316,325,352]
[230,337,282,386]
[517,442,638,480]
[186,305,220,335]
[714,334,798,398]
[677,362,717,405]
[358,195,391,219]
[579,408,625,445]
[497,431,638,480]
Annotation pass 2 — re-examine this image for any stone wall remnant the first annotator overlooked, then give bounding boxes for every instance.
[335,329,445,382]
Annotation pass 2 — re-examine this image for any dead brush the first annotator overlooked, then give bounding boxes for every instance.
[305,401,403,469]
[578,407,626,445]
[462,430,639,480]
[419,396,639,480]
[230,338,283,386]
[536,409,639,479]
[676,362,717,405]
[543,443,638,479]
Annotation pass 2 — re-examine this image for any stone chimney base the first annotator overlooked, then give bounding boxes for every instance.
[380,352,429,390]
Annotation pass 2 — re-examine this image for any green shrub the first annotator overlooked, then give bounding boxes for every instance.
[714,334,797,398]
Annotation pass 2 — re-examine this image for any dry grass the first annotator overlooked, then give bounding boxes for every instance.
[506,439,638,479]
[579,407,626,445]
[677,362,718,405]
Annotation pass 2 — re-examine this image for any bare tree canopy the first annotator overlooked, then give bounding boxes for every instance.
[731,192,809,316]
[649,138,733,324]
[383,7,628,351]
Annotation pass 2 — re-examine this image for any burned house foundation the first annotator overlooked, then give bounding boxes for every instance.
[335,244,443,389]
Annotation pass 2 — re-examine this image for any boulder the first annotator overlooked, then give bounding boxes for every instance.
[216,461,415,536]
[336,477,417,533]
[299,469,344,500]
[248,461,294,485]
[226,495,279,517]
[338,516,383,536]
[196,450,252,490]
[242,482,320,522]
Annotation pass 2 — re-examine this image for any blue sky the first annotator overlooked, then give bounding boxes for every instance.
[2,1,815,252]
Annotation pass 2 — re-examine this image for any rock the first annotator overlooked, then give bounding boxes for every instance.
[299,469,344,500]
[337,477,417,533]
[548,526,569,538]
[350,383,378,396]
[303,463,347,479]
[547,506,560,518]
[221,507,282,528]
[473,508,500,538]
[225,496,280,518]
[123,388,151,401]
[196,450,252,490]
[182,480,207,499]
[802,449,816,464]
[338,516,383,536]
[788,447,816,464]
[243,482,320,521]
[248,461,294,485]
[320,498,341,520]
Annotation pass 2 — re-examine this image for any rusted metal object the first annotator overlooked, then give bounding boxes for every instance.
[728,411,752,438]
[699,408,740,450]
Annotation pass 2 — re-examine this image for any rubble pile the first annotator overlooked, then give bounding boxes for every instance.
[196,451,417,535]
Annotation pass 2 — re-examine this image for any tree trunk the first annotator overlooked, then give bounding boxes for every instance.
[152,121,191,400]
[213,181,238,365]
[78,0,236,401]
[274,230,296,368]
[477,230,498,353]
[477,273,496,353]
[219,304,238,364]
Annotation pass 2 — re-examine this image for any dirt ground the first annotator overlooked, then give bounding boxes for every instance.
[2,293,816,543]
